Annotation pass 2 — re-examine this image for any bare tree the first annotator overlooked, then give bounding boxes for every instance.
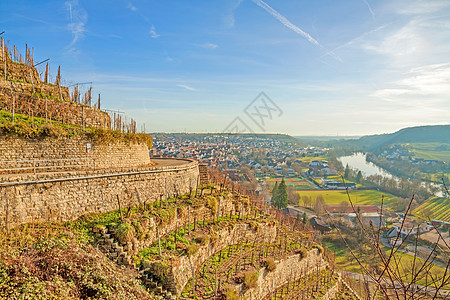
[327,176,450,299]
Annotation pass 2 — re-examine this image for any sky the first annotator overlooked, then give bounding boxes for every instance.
[1,0,450,136]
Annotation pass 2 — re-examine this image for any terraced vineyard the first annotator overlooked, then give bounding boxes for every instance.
[83,170,361,300]
[264,268,338,300]
[181,227,314,299]
[413,196,450,222]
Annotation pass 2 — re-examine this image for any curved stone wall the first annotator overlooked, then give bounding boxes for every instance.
[0,159,199,228]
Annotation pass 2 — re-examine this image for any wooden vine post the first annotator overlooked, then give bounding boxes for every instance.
[188,205,191,235]
[116,195,123,221]
[157,227,162,256]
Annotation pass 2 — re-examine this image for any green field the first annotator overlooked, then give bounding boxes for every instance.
[296,189,398,206]
[413,197,450,222]
[266,177,315,190]
[406,143,450,163]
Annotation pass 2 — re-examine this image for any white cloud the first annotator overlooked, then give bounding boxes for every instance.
[177,84,197,91]
[199,43,219,49]
[393,0,450,15]
[371,63,450,108]
[127,2,137,11]
[224,0,244,28]
[363,20,422,57]
[149,25,160,38]
[252,0,321,47]
[65,0,87,50]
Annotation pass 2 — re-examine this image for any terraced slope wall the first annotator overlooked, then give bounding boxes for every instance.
[0,135,150,172]
[240,249,324,300]
[0,52,110,128]
[0,159,199,228]
[147,222,278,294]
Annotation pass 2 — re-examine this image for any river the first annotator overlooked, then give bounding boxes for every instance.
[338,152,395,179]
[338,152,443,197]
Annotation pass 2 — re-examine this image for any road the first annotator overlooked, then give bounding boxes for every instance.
[287,205,316,219]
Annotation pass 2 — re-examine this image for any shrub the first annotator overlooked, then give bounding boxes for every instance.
[244,271,258,289]
[248,220,260,232]
[297,247,308,259]
[115,222,135,244]
[206,196,218,213]
[187,244,198,256]
[261,257,276,272]
[224,286,239,300]
[194,234,210,246]
[312,244,324,254]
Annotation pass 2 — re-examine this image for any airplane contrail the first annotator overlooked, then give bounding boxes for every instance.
[362,0,375,19]
[252,0,321,47]
[321,24,388,61]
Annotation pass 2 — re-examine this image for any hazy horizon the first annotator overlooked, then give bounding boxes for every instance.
[2,0,450,135]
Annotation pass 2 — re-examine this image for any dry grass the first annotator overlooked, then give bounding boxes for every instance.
[0,224,149,299]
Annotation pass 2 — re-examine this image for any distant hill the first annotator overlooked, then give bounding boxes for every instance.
[295,136,361,142]
[324,125,450,150]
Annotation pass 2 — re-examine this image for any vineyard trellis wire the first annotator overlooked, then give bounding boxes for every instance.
[0,37,140,134]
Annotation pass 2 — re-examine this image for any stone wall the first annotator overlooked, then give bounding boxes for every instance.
[0,78,70,101]
[0,81,110,128]
[239,249,325,300]
[0,55,110,128]
[118,193,241,256]
[0,159,199,228]
[147,222,278,294]
[0,135,150,173]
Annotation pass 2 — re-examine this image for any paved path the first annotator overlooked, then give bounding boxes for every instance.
[151,158,194,167]
[287,205,316,219]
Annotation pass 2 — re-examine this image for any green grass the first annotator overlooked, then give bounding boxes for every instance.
[296,189,398,207]
[405,143,450,163]
[413,197,450,222]
[300,156,327,163]
[266,177,315,190]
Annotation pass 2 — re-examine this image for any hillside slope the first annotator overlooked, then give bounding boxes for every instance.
[324,125,450,150]
[413,197,450,222]
[0,224,151,300]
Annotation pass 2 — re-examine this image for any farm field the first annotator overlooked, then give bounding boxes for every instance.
[317,176,357,186]
[298,155,327,163]
[296,189,398,207]
[265,177,315,190]
[413,197,450,222]
[406,142,450,163]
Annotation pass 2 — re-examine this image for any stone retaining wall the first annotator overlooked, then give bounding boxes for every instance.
[120,193,241,257]
[0,135,150,173]
[148,222,278,294]
[240,249,325,300]
[0,82,110,128]
[0,159,199,228]
[0,56,110,128]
